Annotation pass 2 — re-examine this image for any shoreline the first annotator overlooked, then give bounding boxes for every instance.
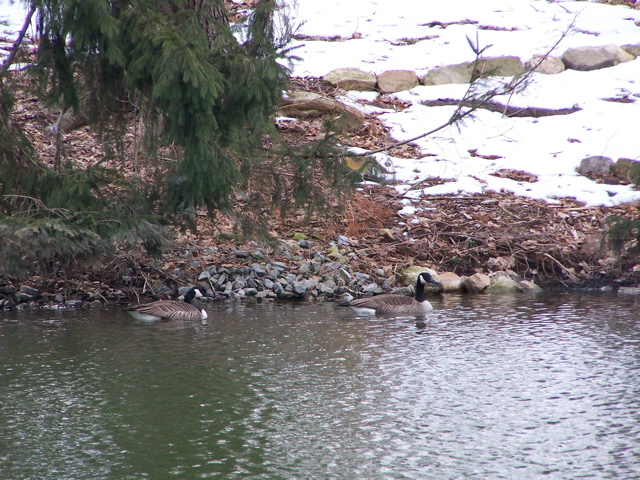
[2,226,638,313]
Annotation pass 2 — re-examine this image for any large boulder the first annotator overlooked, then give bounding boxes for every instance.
[324,68,377,91]
[400,266,440,285]
[461,273,491,293]
[612,158,640,185]
[438,271,464,292]
[525,55,565,74]
[487,273,521,293]
[422,56,526,86]
[279,91,365,132]
[280,91,344,117]
[377,69,419,93]
[400,266,442,294]
[622,43,640,57]
[475,56,526,77]
[577,156,614,175]
[518,280,543,293]
[562,45,635,71]
[422,63,473,85]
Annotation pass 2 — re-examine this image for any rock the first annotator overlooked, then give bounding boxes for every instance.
[525,55,565,74]
[1,298,15,310]
[291,281,308,295]
[255,290,270,300]
[612,158,640,185]
[487,273,521,292]
[422,63,473,85]
[323,67,377,91]
[233,278,247,290]
[251,264,267,277]
[53,293,65,303]
[298,239,313,249]
[270,261,289,270]
[377,69,419,93]
[362,283,381,294]
[272,282,285,296]
[577,156,614,175]
[234,250,250,259]
[15,292,33,303]
[422,56,525,85]
[19,284,40,299]
[281,91,344,117]
[462,273,491,293]
[309,262,321,274]
[354,272,371,282]
[333,106,366,132]
[622,44,640,58]
[475,56,526,77]
[0,286,16,295]
[337,235,351,246]
[562,45,634,71]
[305,278,318,291]
[317,281,336,295]
[298,263,311,275]
[518,280,543,293]
[400,266,442,294]
[337,267,352,284]
[281,91,365,132]
[326,245,341,260]
[438,272,463,292]
[244,288,259,296]
[400,266,440,285]
[618,287,640,295]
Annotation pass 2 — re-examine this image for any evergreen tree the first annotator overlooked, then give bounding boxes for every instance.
[0,0,356,276]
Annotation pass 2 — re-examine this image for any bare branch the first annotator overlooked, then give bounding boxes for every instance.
[354,16,577,158]
[0,4,36,79]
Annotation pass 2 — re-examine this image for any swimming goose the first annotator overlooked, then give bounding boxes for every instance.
[340,272,440,315]
[125,287,208,322]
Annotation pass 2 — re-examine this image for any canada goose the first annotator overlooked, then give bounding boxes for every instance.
[125,287,208,322]
[340,272,440,315]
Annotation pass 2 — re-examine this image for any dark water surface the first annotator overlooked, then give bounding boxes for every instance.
[1,292,639,479]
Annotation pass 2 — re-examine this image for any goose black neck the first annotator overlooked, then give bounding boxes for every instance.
[415,279,426,303]
[184,288,197,304]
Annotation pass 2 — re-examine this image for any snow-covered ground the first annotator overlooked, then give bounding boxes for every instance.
[2,0,640,207]
[284,0,640,207]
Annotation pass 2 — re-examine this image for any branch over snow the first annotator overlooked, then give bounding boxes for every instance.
[353,17,577,158]
[0,4,36,79]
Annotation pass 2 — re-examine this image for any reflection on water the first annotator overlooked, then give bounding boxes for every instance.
[1,292,639,479]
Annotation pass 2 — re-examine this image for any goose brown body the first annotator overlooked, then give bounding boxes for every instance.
[125,287,208,321]
[341,272,440,315]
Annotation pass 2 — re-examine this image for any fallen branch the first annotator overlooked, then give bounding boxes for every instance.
[543,252,580,282]
[420,99,581,118]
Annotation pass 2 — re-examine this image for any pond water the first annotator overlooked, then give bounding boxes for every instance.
[1,291,639,479]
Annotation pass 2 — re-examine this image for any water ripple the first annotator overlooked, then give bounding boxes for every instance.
[1,292,640,479]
